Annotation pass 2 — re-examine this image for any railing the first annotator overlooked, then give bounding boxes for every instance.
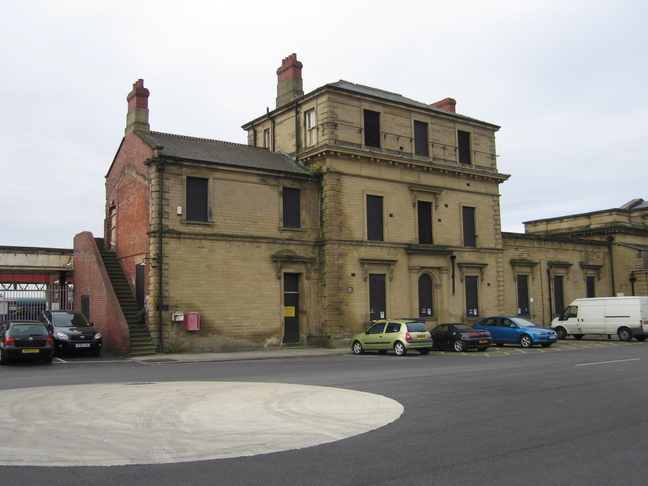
[0,284,73,322]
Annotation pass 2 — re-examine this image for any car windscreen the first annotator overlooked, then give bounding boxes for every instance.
[10,324,49,337]
[406,322,428,332]
[454,325,473,331]
[510,317,537,327]
[52,313,91,327]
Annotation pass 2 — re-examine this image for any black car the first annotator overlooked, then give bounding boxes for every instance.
[0,320,54,364]
[430,323,491,352]
[39,310,102,356]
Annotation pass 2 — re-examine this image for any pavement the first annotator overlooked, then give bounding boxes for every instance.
[130,346,352,364]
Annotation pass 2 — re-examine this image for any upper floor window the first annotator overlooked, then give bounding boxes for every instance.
[364,110,381,148]
[418,200,433,244]
[304,109,317,146]
[263,129,271,149]
[458,130,471,164]
[186,176,209,222]
[462,206,476,247]
[366,194,384,241]
[414,121,429,157]
[282,187,301,229]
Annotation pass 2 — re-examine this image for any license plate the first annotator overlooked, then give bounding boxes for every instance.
[479,340,489,344]
[22,349,39,354]
[75,343,91,348]
[417,334,427,339]
[550,336,557,340]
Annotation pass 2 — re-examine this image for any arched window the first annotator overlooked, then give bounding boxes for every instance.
[418,274,434,317]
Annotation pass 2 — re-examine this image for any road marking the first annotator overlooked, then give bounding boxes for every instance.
[0,382,403,466]
[576,358,641,367]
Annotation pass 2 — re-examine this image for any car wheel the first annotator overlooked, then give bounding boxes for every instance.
[573,334,583,340]
[453,339,466,352]
[91,349,101,357]
[555,327,567,340]
[43,356,53,364]
[393,341,407,356]
[519,335,533,348]
[352,341,364,355]
[0,348,6,365]
[477,346,489,351]
[418,349,431,355]
[617,327,633,342]
[541,343,552,348]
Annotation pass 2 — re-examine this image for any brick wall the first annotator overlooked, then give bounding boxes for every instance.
[73,232,130,355]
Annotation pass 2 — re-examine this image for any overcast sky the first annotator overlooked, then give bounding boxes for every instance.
[1,0,646,249]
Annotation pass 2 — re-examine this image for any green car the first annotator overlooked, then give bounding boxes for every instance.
[351,319,433,356]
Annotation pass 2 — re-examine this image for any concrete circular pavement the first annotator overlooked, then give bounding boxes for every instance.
[0,381,403,466]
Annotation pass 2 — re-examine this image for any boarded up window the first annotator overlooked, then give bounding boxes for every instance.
[462,206,476,247]
[366,195,384,241]
[458,130,471,164]
[186,177,209,222]
[364,110,381,148]
[283,187,301,228]
[414,121,429,156]
[418,200,433,244]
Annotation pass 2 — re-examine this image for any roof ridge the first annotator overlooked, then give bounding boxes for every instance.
[335,80,404,98]
[150,131,261,150]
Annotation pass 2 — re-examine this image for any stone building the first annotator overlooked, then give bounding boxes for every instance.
[503,199,648,324]
[72,54,647,355]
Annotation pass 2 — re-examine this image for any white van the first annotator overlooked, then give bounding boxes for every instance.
[551,296,648,342]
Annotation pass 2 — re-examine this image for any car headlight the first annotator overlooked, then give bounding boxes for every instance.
[55,332,70,341]
[94,333,101,340]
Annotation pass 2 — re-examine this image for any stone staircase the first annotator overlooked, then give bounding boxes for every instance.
[100,251,156,356]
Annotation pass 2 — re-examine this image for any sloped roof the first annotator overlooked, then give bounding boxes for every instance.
[328,80,493,125]
[244,79,499,129]
[138,131,309,175]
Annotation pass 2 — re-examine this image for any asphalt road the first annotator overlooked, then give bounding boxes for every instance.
[1,338,646,485]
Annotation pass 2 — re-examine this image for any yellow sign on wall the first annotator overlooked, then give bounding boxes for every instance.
[284,306,296,317]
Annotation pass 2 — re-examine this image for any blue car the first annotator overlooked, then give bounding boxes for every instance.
[473,316,557,348]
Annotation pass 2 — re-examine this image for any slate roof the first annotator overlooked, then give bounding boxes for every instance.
[138,131,309,175]
[327,80,499,128]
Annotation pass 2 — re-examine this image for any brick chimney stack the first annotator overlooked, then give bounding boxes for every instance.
[276,53,304,108]
[125,79,150,134]
[431,97,456,113]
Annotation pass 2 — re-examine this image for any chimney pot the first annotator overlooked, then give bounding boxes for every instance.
[431,97,457,113]
[276,53,304,108]
[126,79,150,134]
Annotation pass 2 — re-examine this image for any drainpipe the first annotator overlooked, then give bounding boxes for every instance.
[157,158,166,352]
[546,265,553,317]
[266,108,275,151]
[450,254,456,295]
[294,100,300,158]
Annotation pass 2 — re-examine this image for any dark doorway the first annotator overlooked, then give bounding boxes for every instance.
[369,274,386,321]
[517,275,529,315]
[283,273,300,343]
[81,295,90,320]
[136,264,145,309]
[418,274,433,317]
[553,276,565,314]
